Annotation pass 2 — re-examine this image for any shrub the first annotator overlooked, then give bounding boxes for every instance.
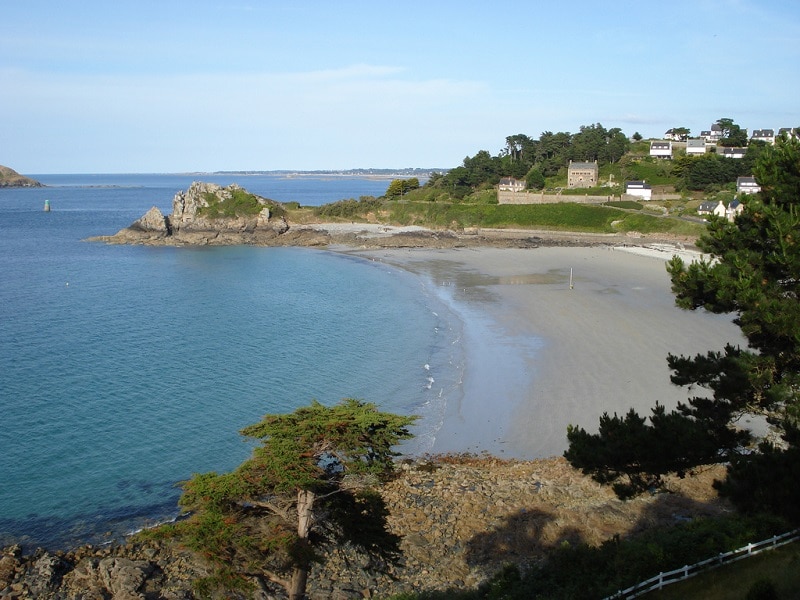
[197,188,265,218]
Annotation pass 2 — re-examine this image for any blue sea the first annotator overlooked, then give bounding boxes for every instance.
[0,174,464,550]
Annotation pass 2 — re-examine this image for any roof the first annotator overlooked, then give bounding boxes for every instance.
[721,147,747,155]
[650,141,671,149]
[752,129,774,137]
[737,176,758,184]
[625,180,651,189]
[687,139,705,147]
[699,201,717,211]
[568,161,598,170]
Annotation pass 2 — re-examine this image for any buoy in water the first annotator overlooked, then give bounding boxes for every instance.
[43,200,51,212]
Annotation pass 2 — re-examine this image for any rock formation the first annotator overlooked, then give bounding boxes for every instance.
[0,165,43,187]
[92,182,297,246]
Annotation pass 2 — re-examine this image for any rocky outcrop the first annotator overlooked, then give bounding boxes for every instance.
[1,456,728,599]
[90,182,292,246]
[0,166,42,188]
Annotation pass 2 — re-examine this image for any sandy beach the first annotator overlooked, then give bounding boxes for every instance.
[347,244,746,460]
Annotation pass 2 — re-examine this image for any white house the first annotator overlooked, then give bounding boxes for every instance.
[720,147,747,159]
[726,199,744,221]
[498,177,526,192]
[650,141,673,159]
[698,199,742,221]
[625,180,652,200]
[664,129,688,141]
[686,139,708,155]
[700,123,723,143]
[751,129,775,145]
[737,176,761,195]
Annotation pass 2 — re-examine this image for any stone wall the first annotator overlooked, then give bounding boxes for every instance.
[498,190,616,205]
[498,191,683,205]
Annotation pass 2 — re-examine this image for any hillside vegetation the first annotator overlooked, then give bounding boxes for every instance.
[304,119,778,237]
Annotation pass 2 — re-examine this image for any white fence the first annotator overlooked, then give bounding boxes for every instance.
[604,529,800,599]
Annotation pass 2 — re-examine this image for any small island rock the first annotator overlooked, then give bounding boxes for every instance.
[90,181,294,246]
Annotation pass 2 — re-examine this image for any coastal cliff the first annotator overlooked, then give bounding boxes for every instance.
[0,165,42,188]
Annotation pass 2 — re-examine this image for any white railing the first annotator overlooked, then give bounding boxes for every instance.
[604,529,800,599]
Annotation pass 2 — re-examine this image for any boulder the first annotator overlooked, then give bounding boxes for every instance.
[130,206,169,234]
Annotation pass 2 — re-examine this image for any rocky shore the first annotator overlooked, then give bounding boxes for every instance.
[1,456,728,599]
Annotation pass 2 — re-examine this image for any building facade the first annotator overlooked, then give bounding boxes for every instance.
[567,160,599,188]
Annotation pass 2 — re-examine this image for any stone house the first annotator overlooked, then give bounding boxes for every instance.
[649,141,673,159]
[737,176,761,195]
[625,180,652,200]
[498,177,526,192]
[567,160,599,188]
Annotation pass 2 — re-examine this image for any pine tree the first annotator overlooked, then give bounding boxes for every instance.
[171,399,416,598]
[566,135,800,516]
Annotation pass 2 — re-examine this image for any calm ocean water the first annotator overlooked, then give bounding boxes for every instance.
[0,174,463,550]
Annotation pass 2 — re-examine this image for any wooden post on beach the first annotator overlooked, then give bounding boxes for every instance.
[570,267,574,290]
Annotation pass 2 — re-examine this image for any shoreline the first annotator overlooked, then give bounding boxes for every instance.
[92,218,740,460]
[344,243,745,460]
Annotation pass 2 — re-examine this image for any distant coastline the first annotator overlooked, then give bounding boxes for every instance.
[208,168,443,180]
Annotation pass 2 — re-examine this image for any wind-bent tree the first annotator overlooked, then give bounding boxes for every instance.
[566,136,800,516]
[172,399,417,599]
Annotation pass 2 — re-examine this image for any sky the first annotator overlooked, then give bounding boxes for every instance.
[2,0,799,173]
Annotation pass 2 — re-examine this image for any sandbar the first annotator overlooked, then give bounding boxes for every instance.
[348,245,746,460]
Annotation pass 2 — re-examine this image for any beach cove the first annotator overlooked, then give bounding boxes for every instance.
[342,242,747,459]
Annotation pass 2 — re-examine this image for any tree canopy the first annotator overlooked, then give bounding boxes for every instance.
[716,117,749,147]
[426,123,631,197]
[565,136,800,519]
[385,177,420,199]
[169,399,417,599]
